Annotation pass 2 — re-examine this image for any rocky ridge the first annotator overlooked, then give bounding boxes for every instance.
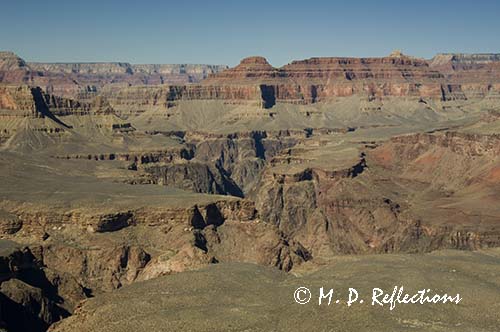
[0,51,228,99]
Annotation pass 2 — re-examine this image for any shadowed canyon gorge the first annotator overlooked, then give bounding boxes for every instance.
[1,50,500,331]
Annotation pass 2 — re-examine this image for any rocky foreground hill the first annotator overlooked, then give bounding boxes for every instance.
[0,50,500,331]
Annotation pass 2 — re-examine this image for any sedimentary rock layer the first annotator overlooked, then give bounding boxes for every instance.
[0,85,90,118]
[430,53,500,78]
[100,52,500,108]
[0,51,228,98]
[3,51,500,108]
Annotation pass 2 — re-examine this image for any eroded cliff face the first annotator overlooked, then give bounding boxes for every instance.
[430,53,500,82]
[369,132,500,246]
[96,126,500,259]
[0,191,308,289]
[0,86,40,116]
[91,52,500,109]
[205,52,444,84]
[137,130,301,196]
[0,208,307,331]
[0,84,138,151]
[27,62,227,80]
[371,132,500,188]
[0,52,31,86]
[95,84,275,115]
[203,56,280,83]
[0,242,87,332]
[0,52,228,99]
[4,51,500,109]
[194,52,487,104]
[246,130,500,257]
[0,85,90,118]
[0,183,309,332]
[252,156,418,256]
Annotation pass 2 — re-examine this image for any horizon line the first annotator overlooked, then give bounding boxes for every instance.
[3,50,500,67]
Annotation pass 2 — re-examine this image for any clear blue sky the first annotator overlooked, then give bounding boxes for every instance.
[1,0,499,66]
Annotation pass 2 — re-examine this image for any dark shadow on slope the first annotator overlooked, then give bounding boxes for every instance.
[31,87,72,129]
[215,165,244,198]
[0,293,49,332]
[252,131,267,159]
[260,85,276,109]
[349,153,367,178]
[205,203,225,227]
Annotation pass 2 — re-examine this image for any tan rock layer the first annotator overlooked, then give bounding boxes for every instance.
[0,85,90,117]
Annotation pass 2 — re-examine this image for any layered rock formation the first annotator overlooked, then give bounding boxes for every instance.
[0,85,89,118]
[98,51,500,109]
[430,53,500,81]
[3,51,500,110]
[0,52,228,98]
[247,129,500,257]
[204,56,280,83]
[205,52,444,84]
[429,53,500,99]
[0,241,87,332]
[28,62,227,81]
[27,62,229,93]
[197,52,461,103]
[140,131,296,196]
[0,52,30,84]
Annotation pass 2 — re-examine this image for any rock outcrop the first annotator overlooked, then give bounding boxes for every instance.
[138,130,299,196]
[1,195,308,295]
[0,52,31,85]
[0,85,90,118]
[0,242,87,332]
[204,56,280,83]
[245,129,500,257]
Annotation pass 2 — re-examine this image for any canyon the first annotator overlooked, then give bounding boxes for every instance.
[1,50,500,331]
